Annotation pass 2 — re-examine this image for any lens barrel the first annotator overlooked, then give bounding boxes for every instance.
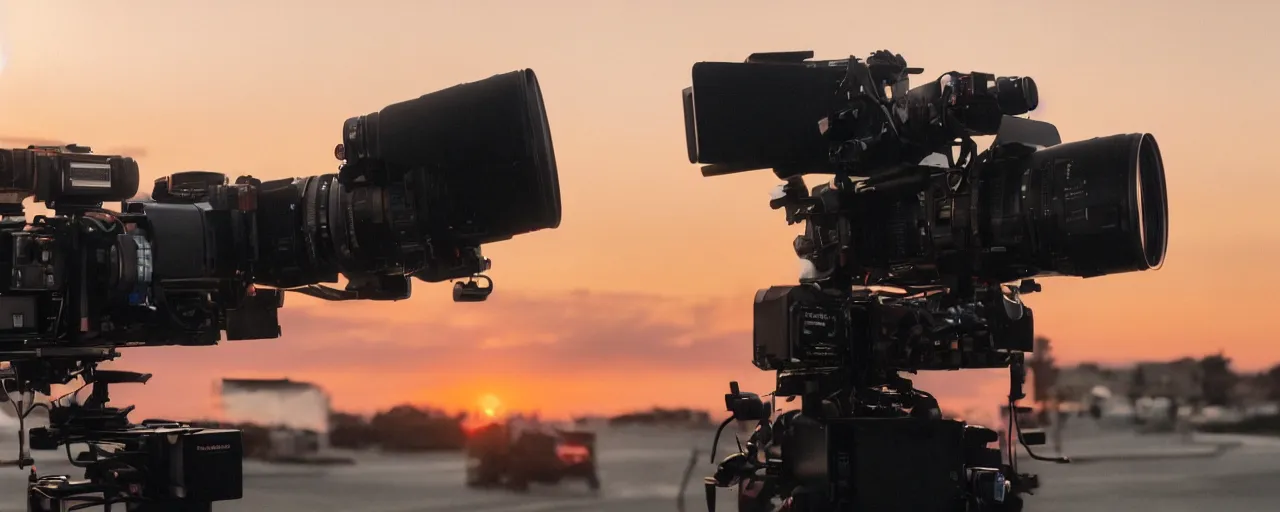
[342,69,561,246]
[984,133,1168,279]
[253,69,562,288]
[992,77,1038,116]
[253,176,340,287]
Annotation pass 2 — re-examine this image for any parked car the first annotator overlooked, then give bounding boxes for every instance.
[464,421,601,492]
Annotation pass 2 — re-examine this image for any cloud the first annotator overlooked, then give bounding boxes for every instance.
[107,290,757,418]
[100,289,1010,422]
[225,290,748,372]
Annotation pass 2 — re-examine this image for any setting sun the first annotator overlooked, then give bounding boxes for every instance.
[479,394,503,418]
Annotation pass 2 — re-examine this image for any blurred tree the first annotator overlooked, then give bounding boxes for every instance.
[1266,363,1280,402]
[609,407,715,428]
[1199,352,1238,406]
[329,411,376,450]
[371,404,467,452]
[1028,336,1058,403]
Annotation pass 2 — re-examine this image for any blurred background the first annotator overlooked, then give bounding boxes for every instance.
[1,0,1278,511]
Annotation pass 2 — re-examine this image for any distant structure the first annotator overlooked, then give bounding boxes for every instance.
[1233,374,1276,407]
[607,408,714,429]
[218,378,332,448]
[1055,359,1204,404]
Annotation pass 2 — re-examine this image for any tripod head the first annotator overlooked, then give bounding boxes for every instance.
[24,368,152,448]
[27,369,152,449]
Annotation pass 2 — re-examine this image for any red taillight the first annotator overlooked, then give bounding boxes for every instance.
[556,444,591,464]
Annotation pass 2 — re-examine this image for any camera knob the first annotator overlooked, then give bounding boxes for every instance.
[153,171,228,203]
[169,171,227,193]
[793,236,815,257]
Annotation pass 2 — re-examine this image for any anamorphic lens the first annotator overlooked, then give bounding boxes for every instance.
[348,69,561,247]
[252,69,563,290]
[981,133,1168,279]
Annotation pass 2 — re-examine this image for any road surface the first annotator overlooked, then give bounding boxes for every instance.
[0,424,1277,511]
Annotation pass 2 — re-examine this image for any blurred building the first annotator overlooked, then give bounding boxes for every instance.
[607,407,714,428]
[1135,359,1204,401]
[1056,359,1204,403]
[1054,364,1125,401]
[217,378,332,452]
[1234,374,1275,406]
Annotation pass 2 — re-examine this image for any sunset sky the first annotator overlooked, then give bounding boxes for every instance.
[0,0,1277,421]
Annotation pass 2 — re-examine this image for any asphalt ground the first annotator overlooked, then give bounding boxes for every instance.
[0,423,1277,511]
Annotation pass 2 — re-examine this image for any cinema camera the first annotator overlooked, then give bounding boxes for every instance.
[0,69,562,511]
[682,50,1168,512]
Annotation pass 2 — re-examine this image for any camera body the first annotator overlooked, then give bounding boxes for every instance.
[0,154,285,353]
[28,425,244,509]
[752,284,1033,376]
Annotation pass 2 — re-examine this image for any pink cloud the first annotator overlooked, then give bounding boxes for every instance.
[102,289,1009,422]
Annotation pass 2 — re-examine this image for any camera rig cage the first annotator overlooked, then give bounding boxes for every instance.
[0,68,564,511]
[682,49,1167,512]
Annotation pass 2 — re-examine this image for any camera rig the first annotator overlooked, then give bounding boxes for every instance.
[0,68,563,510]
[682,50,1168,511]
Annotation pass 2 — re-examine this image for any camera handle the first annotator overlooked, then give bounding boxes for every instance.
[83,370,151,409]
[453,274,494,302]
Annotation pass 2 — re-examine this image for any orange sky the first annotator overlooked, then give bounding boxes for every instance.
[1,0,1278,420]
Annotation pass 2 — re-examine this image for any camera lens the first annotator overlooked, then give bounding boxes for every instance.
[993,77,1038,116]
[341,114,380,162]
[251,69,562,289]
[1021,77,1039,112]
[982,133,1168,279]
[371,69,562,245]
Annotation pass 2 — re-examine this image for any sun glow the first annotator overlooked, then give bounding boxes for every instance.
[479,394,503,418]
